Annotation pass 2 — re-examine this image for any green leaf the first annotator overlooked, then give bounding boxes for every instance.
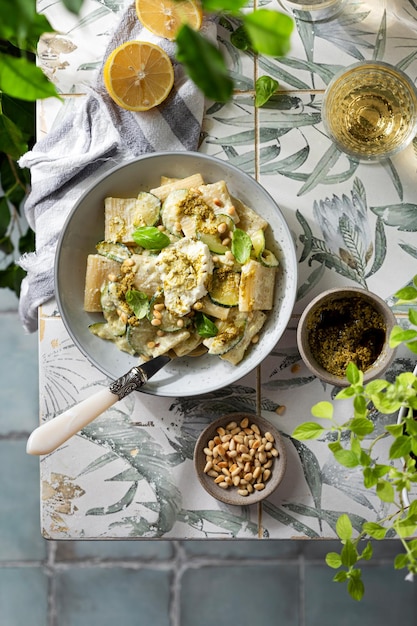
[362,521,387,539]
[255,75,279,108]
[176,25,234,102]
[291,422,325,440]
[0,1,54,49]
[394,552,409,569]
[334,448,360,468]
[365,379,389,394]
[230,25,252,51]
[409,308,417,325]
[325,552,342,568]
[62,0,84,14]
[385,423,405,437]
[125,290,149,319]
[0,53,59,101]
[311,401,333,419]
[0,197,11,238]
[333,571,348,582]
[349,417,374,437]
[132,226,170,250]
[201,0,247,11]
[376,480,395,503]
[394,285,417,301]
[0,263,25,296]
[346,362,361,384]
[243,9,293,57]
[328,441,342,454]
[194,312,218,338]
[360,541,373,560]
[396,518,417,539]
[336,514,352,541]
[341,540,358,568]
[389,435,412,459]
[19,226,35,255]
[389,326,417,348]
[0,112,27,158]
[231,228,252,263]
[347,576,365,601]
[353,394,368,418]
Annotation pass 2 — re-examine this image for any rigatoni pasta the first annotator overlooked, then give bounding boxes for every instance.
[84,174,279,365]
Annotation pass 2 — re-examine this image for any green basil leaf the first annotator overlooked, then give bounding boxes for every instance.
[243,9,293,57]
[132,226,170,250]
[232,228,252,263]
[255,75,279,107]
[195,312,218,338]
[230,24,252,51]
[176,25,234,102]
[125,290,149,319]
[201,0,247,13]
[0,53,58,101]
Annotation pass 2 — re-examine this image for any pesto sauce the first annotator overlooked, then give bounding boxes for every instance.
[307,296,386,377]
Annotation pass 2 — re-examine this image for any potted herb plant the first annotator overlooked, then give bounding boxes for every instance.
[292,276,417,601]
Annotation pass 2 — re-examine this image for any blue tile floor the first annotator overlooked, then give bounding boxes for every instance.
[1,291,417,625]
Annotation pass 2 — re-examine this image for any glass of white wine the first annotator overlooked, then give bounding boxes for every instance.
[321,61,417,162]
[277,0,347,22]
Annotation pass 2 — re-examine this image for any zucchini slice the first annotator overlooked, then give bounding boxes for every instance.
[161,189,189,236]
[259,248,279,267]
[134,191,161,228]
[96,241,132,263]
[127,321,190,358]
[203,314,246,355]
[197,231,229,255]
[196,214,235,254]
[209,268,240,307]
[251,229,265,259]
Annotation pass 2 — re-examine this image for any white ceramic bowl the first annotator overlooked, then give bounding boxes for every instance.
[55,152,297,397]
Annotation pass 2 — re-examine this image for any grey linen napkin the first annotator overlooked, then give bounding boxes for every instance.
[18,2,215,332]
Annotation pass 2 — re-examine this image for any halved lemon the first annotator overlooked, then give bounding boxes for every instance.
[135,0,203,41]
[103,41,174,112]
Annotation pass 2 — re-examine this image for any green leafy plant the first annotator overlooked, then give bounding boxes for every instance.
[0,0,293,300]
[292,277,417,600]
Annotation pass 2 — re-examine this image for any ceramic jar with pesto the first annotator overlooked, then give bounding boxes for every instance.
[297,287,397,386]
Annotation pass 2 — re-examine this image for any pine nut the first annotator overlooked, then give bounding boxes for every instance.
[201,417,278,498]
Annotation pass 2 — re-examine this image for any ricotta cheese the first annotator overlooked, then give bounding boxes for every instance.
[156,238,213,316]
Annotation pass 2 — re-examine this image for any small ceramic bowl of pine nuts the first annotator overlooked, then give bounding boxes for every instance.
[194,412,287,506]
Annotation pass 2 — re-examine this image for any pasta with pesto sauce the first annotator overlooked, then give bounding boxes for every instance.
[83,174,279,365]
